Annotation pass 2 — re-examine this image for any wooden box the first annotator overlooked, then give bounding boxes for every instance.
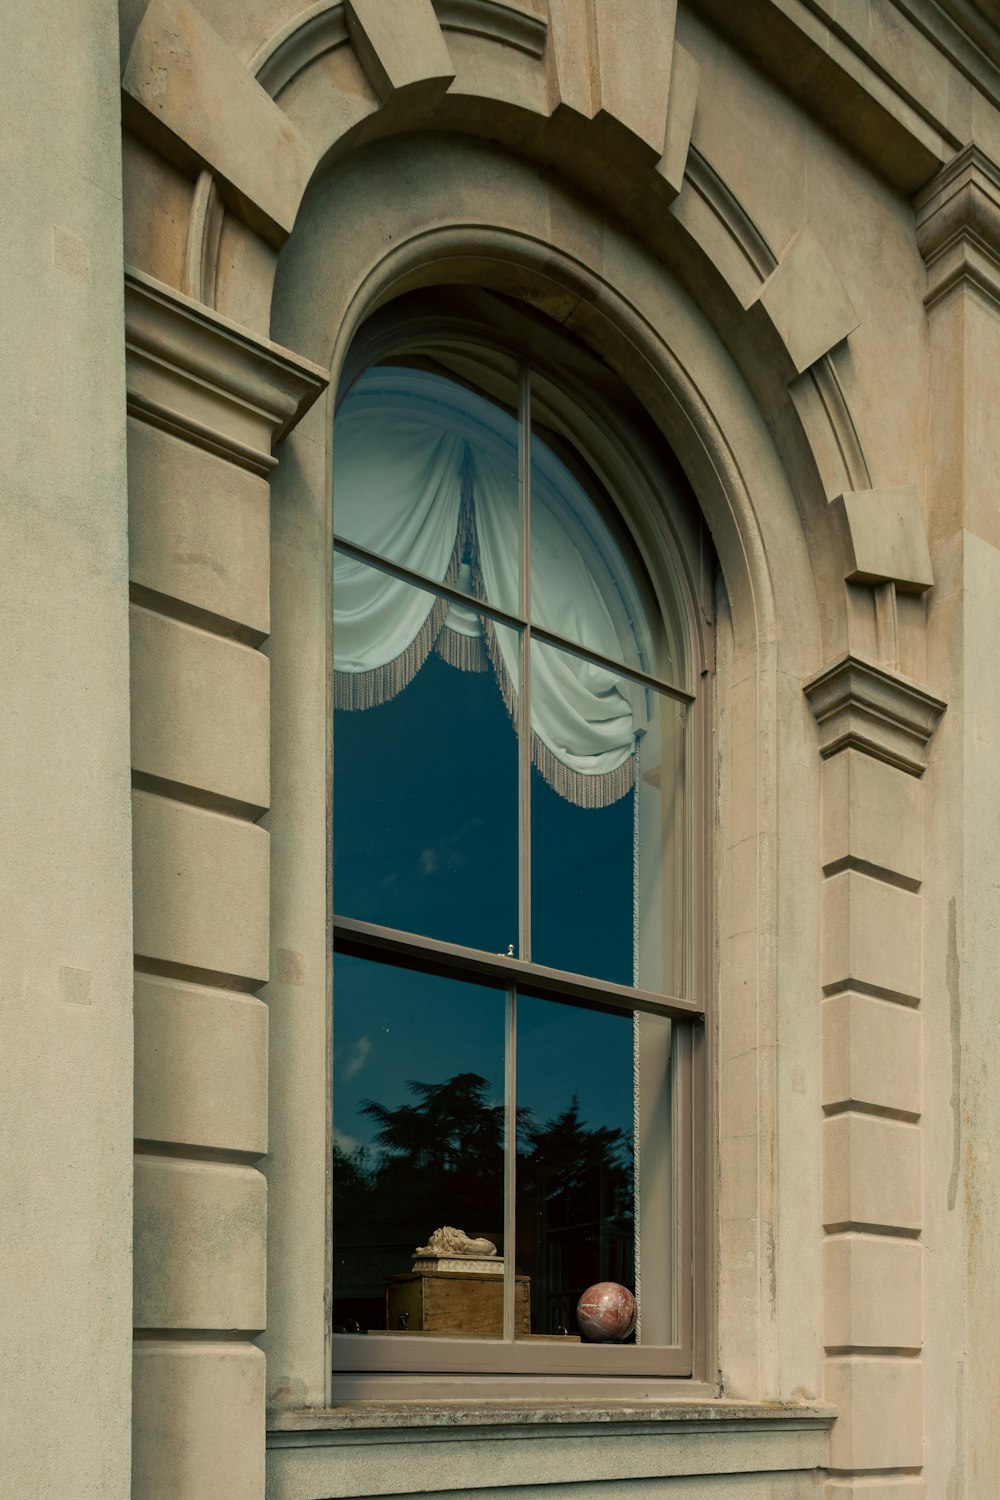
[385,1270,530,1336]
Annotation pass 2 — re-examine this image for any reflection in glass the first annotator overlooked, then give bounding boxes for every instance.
[333,557,520,955]
[332,954,506,1337]
[529,638,687,995]
[530,422,662,676]
[515,995,636,1340]
[334,365,520,615]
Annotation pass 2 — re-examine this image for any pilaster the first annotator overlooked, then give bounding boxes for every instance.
[915,140,1000,1500]
[806,659,943,1498]
[125,268,326,1500]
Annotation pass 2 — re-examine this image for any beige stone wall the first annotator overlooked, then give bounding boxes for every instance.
[6,1,1000,1496]
[0,2,133,1497]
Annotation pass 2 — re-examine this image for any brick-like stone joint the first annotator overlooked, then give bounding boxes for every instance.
[804,655,946,776]
[915,143,1000,310]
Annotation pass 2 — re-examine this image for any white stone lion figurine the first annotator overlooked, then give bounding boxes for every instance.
[414,1226,497,1257]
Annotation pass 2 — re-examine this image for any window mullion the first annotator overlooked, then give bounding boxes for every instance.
[503,983,518,1342]
[518,363,532,966]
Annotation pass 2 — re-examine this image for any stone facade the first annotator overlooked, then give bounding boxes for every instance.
[3,2,1000,1497]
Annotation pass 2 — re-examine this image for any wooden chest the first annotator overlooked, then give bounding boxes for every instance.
[385,1270,530,1337]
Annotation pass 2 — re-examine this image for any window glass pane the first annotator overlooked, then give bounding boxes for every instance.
[335,365,520,616]
[334,556,520,955]
[332,953,507,1338]
[530,423,663,678]
[529,638,687,995]
[515,994,636,1342]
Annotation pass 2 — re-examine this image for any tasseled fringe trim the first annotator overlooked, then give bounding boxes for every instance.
[334,590,451,710]
[334,524,465,710]
[436,626,490,673]
[335,449,636,807]
[483,617,635,809]
[531,734,635,809]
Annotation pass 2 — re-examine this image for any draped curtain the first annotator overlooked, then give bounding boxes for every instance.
[333,369,650,809]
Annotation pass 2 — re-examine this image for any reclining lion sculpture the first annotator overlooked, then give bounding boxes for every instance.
[414,1226,497,1257]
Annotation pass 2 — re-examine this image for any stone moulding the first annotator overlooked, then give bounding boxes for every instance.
[124,270,329,477]
[435,0,547,59]
[254,6,352,98]
[804,655,946,776]
[915,143,1000,310]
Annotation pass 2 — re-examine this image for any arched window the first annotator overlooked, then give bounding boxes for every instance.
[330,295,707,1385]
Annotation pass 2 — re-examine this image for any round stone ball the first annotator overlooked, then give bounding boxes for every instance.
[576,1282,636,1342]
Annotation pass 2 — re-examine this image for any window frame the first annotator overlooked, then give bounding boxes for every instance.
[329,291,714,1392]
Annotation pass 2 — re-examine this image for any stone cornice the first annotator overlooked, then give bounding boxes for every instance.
[915,144,1000,308]
[124,270,328,477]
[804,655,947,776]
[893,0,1000,117]
[689,0,952,193]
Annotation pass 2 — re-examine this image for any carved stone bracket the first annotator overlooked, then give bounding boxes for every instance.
[804,655,946,776]
[124,269,329,476]
[915,143,1000,310]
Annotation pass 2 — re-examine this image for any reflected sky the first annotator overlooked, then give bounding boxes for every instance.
[333,631,520,956]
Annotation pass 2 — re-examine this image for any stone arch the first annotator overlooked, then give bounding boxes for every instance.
[260,124,828,1415]
[120,0,880,664]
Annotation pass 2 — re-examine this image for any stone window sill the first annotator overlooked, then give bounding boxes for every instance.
[268,1398,836,1436]
[266,1398,835,1500]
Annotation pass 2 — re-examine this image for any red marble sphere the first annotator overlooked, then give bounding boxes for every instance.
[576,1282,636,1342]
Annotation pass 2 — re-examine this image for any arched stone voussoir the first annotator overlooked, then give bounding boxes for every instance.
[122,0,319,248]
[747,224,861,380]
[344,0,454,106]
[547,0,677,162]
[271,131,846,665]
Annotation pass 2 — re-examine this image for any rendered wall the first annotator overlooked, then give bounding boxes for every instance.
[0,2,133,1497]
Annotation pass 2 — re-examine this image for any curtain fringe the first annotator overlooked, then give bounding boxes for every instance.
[482,617,634,809]
[335,451,635,807]
[334,528,465,711]
[436,626,490,673]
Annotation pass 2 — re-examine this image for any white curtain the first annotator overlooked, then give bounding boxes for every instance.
[333,369,649,808]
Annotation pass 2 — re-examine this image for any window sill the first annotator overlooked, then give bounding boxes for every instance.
[266,1398,836,1500]
[268,1397,836,1435]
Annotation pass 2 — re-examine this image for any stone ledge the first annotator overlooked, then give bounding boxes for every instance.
[265,1403,835,1499]
[268,1398,837,1435]
[916,144,1000,309]
[804,656,946,777]
[125,268,328,476]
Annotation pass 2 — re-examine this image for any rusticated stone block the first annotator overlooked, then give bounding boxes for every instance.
[822,871,921,1003]
[134,977,267,1154]
[130,605,269,813]
[131,790,269,985]
[133,1341,264,1500]
[133,1157,266,1330]
[824,1234,922,1350]
[823,993,922,1118]
[825,1355,923,1470]
[823,1113,921,1232]
[822,750,922,886]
